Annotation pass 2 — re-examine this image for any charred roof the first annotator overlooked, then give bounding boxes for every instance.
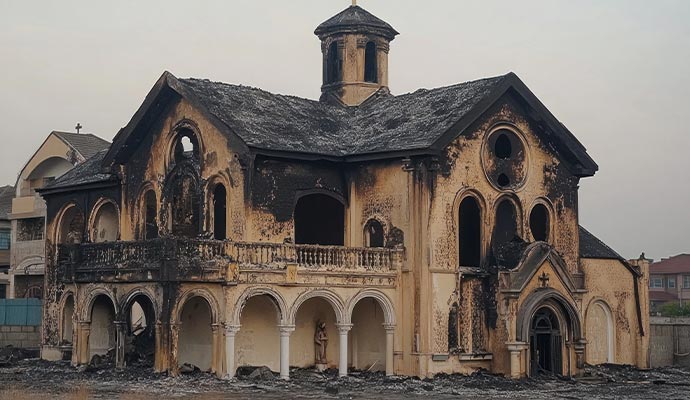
[315,5,399,40]
[103,71,598,177]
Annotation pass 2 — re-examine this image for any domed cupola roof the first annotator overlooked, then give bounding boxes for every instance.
[315,5,399,40]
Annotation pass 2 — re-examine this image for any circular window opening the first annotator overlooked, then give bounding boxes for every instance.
[497,174,510,188]
[494,134,512,159]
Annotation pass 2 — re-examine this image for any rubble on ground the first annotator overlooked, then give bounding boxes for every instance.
[0,359,689,399]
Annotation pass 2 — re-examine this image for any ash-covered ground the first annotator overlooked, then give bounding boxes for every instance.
[1,357,689,400]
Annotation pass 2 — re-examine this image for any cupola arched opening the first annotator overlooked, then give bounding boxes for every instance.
[364,41,378,83]
[326,42,343,85]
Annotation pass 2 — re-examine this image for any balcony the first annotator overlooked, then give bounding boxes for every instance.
[56,238,404,286]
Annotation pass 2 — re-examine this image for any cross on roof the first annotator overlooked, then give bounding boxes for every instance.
[75,122,83,134]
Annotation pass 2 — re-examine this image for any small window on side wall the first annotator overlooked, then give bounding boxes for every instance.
[213,184,227,240]
[364,219,385,248]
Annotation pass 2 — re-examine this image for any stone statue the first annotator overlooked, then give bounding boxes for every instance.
[314,321,329,364]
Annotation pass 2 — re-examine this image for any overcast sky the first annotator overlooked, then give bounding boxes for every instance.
[1,0,688,260]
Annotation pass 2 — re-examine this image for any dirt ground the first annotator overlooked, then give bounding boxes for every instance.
[1,359,689,400]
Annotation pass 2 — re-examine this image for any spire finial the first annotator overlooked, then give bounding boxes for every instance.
[352,0,357,6]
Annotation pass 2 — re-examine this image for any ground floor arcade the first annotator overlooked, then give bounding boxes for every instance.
[49,284,397,379]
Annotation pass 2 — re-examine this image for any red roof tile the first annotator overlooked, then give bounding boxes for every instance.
[650,254,690,274]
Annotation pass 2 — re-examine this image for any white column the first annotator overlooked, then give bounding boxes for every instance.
[224,325,240,379]
[384,324,396,376]
[506,342,528,379]
[278,325,295,380]
[336,324,352,377]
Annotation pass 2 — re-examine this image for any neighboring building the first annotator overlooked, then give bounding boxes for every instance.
[648,254,690,313]
[8,131,109,299]
[38,5,649,379]
[0,185,14,298]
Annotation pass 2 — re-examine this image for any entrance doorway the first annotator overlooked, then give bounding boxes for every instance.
[529,307,562,375]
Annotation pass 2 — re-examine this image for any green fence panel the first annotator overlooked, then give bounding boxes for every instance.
[0,298,42,326]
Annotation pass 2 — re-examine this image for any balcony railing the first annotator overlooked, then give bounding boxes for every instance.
[57,238,403,282]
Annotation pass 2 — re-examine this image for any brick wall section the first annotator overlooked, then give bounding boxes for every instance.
[650,317,690,367]
[0,325,41,348]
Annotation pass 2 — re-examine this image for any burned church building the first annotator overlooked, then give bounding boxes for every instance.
[39,5,649,378]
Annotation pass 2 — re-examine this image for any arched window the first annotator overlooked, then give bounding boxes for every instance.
[58,206,85,245]
[173,130,200,163]
[364,41,378,83]
[171,174,200,238]
[529,203,550,242]
[364,219,384,247]
[458,196,481,267]
[91,201,119,243]
[326,42,342,84]
[493,199,518,246]
[143,190,158,240]
[294,193,344,246]
[213,184,227,240]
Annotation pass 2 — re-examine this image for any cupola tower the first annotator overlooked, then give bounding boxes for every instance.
[315,4,399,106]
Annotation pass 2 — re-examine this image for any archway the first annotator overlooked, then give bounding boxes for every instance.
[88,294,116,361]
[123,294,156,367]
[294,193,345,246]
[61,294,75,345]
[529,307,563,375]
[586,300,614,364]
[364,219,384,248]
[350,298,386,372]
[58,205,85,244]
[91,200,119,243]
[236,295,281,372]
[178,296,213,371]
[291,297,341,369]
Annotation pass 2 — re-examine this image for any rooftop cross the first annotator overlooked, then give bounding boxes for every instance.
[75,122,82,134]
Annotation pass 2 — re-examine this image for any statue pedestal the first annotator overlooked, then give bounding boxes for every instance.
[315,363,328,372]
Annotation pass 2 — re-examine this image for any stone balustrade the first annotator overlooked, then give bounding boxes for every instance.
[56,238,404,284]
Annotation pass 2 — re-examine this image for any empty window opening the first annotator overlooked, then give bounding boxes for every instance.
[493,200,518,245]
[326,42,343,84]
[494,133,513,159]
[89,295,116,360]
[62,295,75,344]
[236,295,281,372]
[497,173,510,188]
[59,207,85,244]
[364,219,384,247]
[213,184,227,240]
[458,197,481,267]
[529,204,550,242]
[178,296,213,371]
[16,218,44,241]
[125,296,156,367]
[350,298,386,371]
[174,131,199,162]
[294,194,345,246]
[364,41,378,83]
[171,175,200,238]
[92,202,118,243]
[143,190,158,240]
